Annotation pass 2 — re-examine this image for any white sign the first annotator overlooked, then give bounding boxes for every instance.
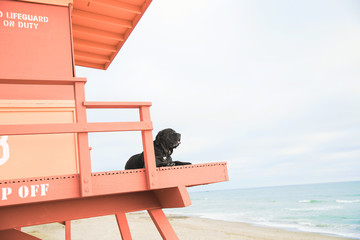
[0,136,9,165]
[1,183,49,200]
[0,10,49,30]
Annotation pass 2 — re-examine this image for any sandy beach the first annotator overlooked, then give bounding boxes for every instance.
[22,212,355,240]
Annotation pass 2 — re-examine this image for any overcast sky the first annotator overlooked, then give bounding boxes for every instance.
[76,0,360,190]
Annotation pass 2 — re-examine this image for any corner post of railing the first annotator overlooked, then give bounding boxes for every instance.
[139,106,158,189]
[74,81,93,197]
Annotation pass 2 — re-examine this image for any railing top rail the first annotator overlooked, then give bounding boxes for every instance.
[0,122,153,136]
[84,101,152,109]
[0,77,87,85]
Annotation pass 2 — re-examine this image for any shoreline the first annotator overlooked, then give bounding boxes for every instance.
[165,213,358,240]
[22,212,358,240]
[168,214,358,240]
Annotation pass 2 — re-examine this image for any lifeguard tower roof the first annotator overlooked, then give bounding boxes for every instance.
[23,0,152,70]
[72,0,152,70]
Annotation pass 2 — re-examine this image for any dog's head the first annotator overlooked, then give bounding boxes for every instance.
[154,128,181,152]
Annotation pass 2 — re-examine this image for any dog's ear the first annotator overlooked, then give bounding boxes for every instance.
[154,129,164,146]
[154,128,174,146]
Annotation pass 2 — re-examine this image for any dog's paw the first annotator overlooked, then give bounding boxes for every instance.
[173,161,191,166]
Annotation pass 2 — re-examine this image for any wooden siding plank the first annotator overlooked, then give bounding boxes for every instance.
[72,25,125,41]
[73,39,117,53]
[72,9,132,28]
[90,0,142,14]
[74,50,110,63]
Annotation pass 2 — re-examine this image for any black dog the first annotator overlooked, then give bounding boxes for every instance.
[125,128,191,170]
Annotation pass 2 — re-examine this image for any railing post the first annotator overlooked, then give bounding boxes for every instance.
[74,81,92,196]
[139,106,158,189]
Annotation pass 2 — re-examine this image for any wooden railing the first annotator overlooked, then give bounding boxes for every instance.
[0,78,158,198]
[81,101,158,194]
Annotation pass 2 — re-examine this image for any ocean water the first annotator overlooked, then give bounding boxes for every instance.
[165,181,360,239]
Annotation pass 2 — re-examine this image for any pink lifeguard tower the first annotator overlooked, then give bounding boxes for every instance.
[0,0,229,239]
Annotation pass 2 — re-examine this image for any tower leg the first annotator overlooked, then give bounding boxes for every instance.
[148,209,179,240]
[116,213,132,240]
[65,221,71,240]
[59,221,71,240]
